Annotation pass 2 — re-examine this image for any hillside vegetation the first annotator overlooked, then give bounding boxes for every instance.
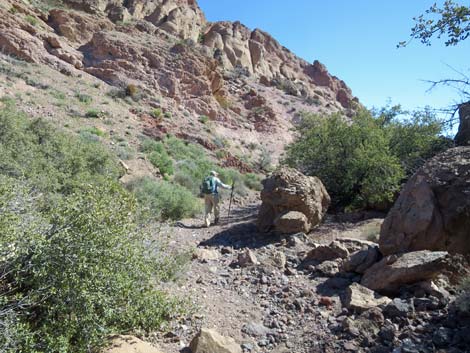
[0,102,187,352]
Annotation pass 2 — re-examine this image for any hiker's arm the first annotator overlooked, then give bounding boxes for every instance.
[217,180,231,189]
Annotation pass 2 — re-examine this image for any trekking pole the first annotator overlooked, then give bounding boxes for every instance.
[227,181,235,221]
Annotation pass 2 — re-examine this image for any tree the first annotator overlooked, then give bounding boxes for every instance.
[399,1,470,47]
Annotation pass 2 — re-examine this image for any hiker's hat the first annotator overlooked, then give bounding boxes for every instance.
[210,170,218,176]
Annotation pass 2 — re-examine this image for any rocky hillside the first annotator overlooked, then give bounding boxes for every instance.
[0,0,357,176]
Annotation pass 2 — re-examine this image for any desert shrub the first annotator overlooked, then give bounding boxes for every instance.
[284,110,404,210]
[24,15,38,26]
[257,147,273,172]
[148,150,173,176]
[214,93,231,109]
[85,109,101,118]
[0,177,185,353]
[0,103,121,195]
[128,177,201,220]
[164,111,172,119]
[199,115,209,124]
[151,108,162,119]
[75,92,92,104]
[244,173,263,191]
[126,84,139,97]
[80,126,106,137]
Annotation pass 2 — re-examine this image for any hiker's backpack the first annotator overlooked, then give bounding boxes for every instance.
[201,176,215,194]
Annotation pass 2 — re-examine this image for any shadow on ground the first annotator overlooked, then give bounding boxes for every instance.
[198,204,284,249]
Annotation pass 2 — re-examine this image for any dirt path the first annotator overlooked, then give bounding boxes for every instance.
[155,200,384,353]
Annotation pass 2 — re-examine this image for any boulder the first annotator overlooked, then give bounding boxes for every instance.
[103,335,164,353]
[342,244,381,274]
[361,250,449,294]
[343,283,391,312]
[190,328,242,353]
[304,241,349,263]
[455,102,470,146]
[379,147,470,255]
[273,210,309,233]
[257,167,330,233]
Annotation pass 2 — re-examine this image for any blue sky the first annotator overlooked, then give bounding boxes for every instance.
[198,0,469,115]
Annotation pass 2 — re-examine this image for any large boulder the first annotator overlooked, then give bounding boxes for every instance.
[190,328,242,353]
[342,244,381,274]
[455,102,470,146]
[379,147,470,256]
[361,250,449,294]
[257,167,330,233]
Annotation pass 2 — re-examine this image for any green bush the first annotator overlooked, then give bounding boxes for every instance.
[128,177,201,221]
[284,110,404,210]
[0,177,185,353]
[148,150,173,176]
[0,103,121,195]
[284,107,450,211]
[75,92,92,104]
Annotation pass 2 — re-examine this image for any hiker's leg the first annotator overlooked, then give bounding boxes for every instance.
[204,195,212,227]
[213,194,220,223]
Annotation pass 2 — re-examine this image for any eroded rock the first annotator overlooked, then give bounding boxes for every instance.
[379,147,470,255]
[257,167,330,233]
[361,250,449,294]
[343,283,391,312]
[190,328,242,353]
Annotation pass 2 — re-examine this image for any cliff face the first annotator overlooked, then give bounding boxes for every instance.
[0,0,358,166]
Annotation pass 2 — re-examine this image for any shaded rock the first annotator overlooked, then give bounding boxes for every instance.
[315,260,340,277]
[237,249,258,267]
[273,211,309,234]
[269,250,287,269]
[304,241,349,263]
[361,250,449,294]
[257,167,330,233]
[343,283,391,312]
[241,322,272,337]
[192,248,220,261]
[379,147,470,255]
[342,244,381,274]
[103,335,164,353]
[383,298,414,318]
[190,328,242,353]
[455,101,470,146]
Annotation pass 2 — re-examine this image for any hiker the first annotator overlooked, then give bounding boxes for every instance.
[201,170,231,227]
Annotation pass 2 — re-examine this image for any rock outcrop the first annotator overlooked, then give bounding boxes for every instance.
[455,102,470,146]
[379,147,470,256]
[361,250,449,294]
[257,167,330,233]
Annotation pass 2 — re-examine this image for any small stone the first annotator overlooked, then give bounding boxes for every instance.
[237,249,258,267]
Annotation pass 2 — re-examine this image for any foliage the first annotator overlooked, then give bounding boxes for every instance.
[284,110,404,210]
[141,139,174,176]
[285,108,451,210]
[151,108,162,119]
[400,1,470,47]
[24,15,38,26]
[128,177,201,221]
[375,105,453,176]
[0,102,121,195]
[75,92,92,104]
[126,84,139,97]
[199,115,209,124]
[85,109,102,118]
[0,177,185,353]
